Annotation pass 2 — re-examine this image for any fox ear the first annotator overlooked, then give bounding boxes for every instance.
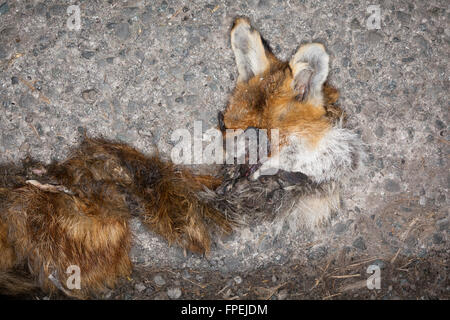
[289,43,329,103]
[231,18,270,82]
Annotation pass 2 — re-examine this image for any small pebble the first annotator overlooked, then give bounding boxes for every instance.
[167,287,182,299]
[153,274,166,287]
[419,196,426,206]
[233,276,242,285]
[134,283,146,293]
[353,236,367,250]
[277,289,288,300]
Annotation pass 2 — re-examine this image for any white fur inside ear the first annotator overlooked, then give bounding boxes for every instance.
[231,20,270,82]
[290,43,329,102]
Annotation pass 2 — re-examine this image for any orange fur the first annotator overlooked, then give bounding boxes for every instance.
[0,218,16,271]
[223,58,336,149]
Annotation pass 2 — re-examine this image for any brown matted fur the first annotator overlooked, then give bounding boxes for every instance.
[2,185,132,297]
[47,138,232,254]
[0,138,231,297]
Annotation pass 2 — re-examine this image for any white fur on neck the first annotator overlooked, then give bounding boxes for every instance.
[252,124,362,184]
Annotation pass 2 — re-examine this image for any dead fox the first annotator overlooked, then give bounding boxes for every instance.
[0,18,361,298]
[215,18,362,230]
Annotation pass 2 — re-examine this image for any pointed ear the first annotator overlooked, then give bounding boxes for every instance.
[289,43,329,103]
[231,18,270,82]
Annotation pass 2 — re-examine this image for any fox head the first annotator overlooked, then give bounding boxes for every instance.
[220,18,360,184]
[220,18,336,136]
